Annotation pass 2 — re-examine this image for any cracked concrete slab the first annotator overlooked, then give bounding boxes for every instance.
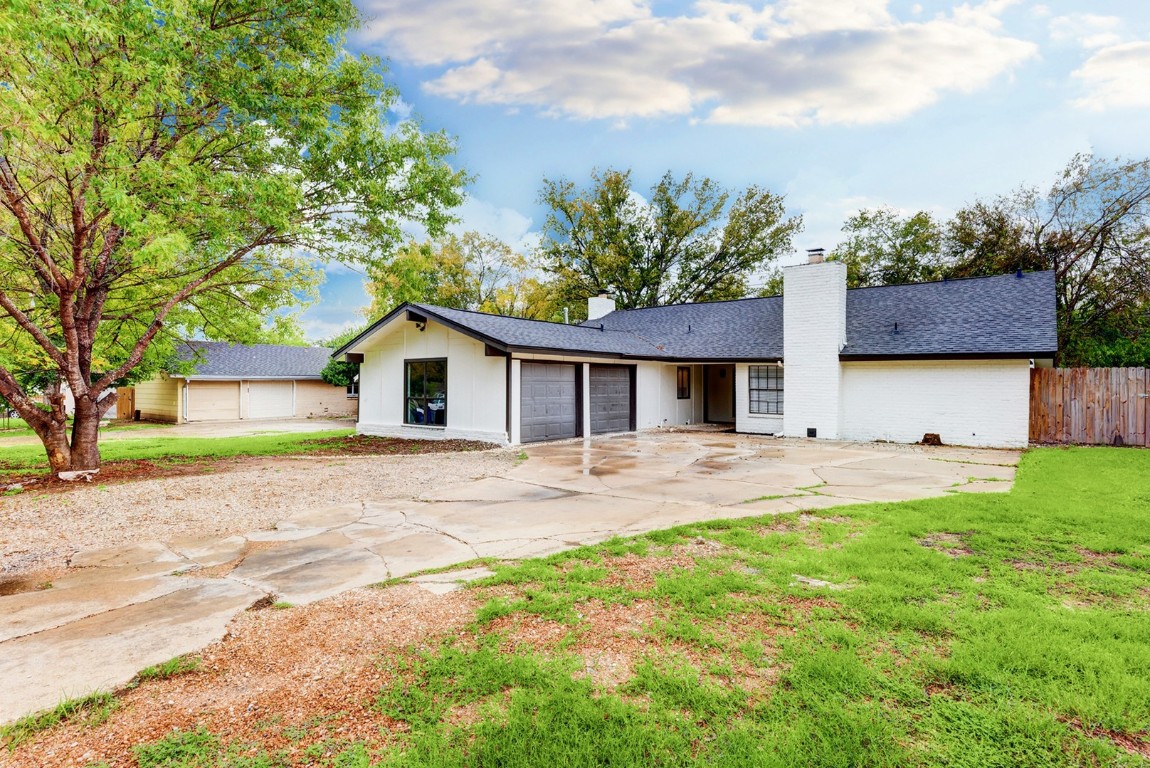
[245,547,392,604]
[229,532,356,581]
[1,430,1021,725]
[68,541,184,569]
[167,534,248,568]
[411,566,495,595]
[0,579,262,722]
[370,532,478,577]
[0,577,184,643]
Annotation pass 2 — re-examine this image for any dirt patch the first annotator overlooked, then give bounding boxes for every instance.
[298,435,495,456]
[599,551,699,591]
[0,567,64,596]
[5,585,480,768]
[1010,547,1134,575]
[919,532,974,558]
[1061,717,1150,759]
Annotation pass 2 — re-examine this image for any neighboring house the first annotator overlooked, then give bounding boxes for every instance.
[333,259,1057,448]
[133,342,356,423]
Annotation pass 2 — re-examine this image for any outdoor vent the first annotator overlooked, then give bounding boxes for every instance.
[806,248,826,264]
[807,428,817,438]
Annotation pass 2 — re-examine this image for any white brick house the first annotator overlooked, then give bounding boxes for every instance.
[335,260,1057,449]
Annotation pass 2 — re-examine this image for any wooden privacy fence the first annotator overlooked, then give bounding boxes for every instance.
[1029,367,1150,446]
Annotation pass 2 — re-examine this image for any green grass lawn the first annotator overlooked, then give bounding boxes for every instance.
[0,418,165,440]
[0,429,355,477]
[13,447,1150,766]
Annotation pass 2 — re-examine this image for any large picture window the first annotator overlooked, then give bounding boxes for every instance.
[405,359,447,426]
[748,365,783,415]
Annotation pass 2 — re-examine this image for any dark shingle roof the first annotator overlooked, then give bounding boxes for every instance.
[175,341,333,379]
[841,270,1058,358]
[338,270,1057,361]
[411,304,667,357]
[592,297,783,359]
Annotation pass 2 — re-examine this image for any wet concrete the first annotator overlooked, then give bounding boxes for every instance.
[0,430,1020,723]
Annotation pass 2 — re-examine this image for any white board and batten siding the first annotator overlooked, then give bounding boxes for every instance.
[840,360,1031,448]
[356,321,508,443]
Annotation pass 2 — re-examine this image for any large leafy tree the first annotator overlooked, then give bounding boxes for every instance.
[365,232,562,320]
[945,155,1150,365]
[538,169,802,313]
[829,208,945,288]
[829,155,1150,366]
[0,0,466,476]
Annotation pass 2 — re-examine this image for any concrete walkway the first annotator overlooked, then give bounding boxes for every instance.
[0,431,1019,723]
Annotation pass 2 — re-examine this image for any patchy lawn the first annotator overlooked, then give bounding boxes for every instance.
[0,432,496,489]
[5,447,1150,767]
[0,418,166,441]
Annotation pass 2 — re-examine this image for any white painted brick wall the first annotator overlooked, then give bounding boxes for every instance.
[782,261,847,439]
[840,360,1031,448]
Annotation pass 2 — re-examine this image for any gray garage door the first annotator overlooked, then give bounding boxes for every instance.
[590,365,632,435]
[521,362,578,443]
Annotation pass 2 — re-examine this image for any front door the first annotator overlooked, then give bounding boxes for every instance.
[704,365,735,423]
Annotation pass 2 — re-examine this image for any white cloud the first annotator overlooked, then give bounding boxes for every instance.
[356,0,1036,126]
[1049,14,1123,49]
[301,315,360,343]
[1071,41,1150,111]
[448,196,537,252]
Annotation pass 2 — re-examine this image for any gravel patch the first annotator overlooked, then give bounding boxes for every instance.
[0,449,518,575]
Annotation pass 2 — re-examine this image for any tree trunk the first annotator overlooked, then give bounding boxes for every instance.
[42,420,73,476]
[68,397,103,474]
[0,386,106,479]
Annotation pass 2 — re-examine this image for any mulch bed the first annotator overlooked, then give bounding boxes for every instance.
[298,435,494,455]
[0,436,497,496]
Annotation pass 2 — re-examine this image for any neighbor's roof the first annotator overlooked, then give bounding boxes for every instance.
[174,341,334,379]
[335,270,1057,362]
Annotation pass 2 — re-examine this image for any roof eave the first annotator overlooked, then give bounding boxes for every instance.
[839,350,1057,362]
[176,375,326,381]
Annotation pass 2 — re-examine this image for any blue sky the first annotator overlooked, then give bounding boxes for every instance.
[301,0,1150,340]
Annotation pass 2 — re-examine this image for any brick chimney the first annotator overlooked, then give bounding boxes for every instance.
[782,255,846,439]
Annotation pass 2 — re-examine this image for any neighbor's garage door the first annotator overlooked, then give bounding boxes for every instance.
[520,362,578,443]
[590,365,632,435]
[248,381,294,419]
[185,380,241,421]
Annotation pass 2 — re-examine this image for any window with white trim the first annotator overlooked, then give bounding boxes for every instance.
[748,365,783,415]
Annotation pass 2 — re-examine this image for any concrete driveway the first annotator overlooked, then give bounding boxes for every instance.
[0,430,1019,722]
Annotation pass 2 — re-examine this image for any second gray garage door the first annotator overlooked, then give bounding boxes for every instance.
[521,362,578,443]
[590,365,632,435]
